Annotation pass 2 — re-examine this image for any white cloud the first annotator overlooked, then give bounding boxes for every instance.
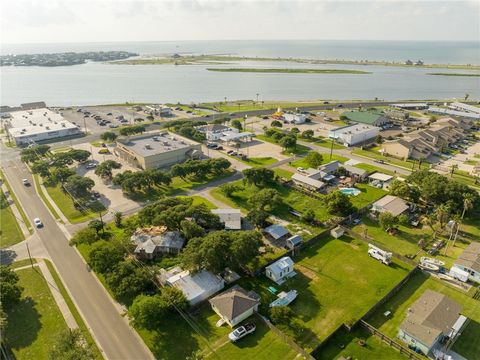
[1,0,478,43]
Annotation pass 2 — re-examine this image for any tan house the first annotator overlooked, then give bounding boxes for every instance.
[381,117,468,160]
[209,285,260,327]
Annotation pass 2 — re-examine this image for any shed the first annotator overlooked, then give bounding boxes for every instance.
[264,224,290,241]
[265,256,296,285]
[286,234,302,249]
[330,226,345,239]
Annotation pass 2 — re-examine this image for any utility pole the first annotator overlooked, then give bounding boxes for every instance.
[26,242,34,268]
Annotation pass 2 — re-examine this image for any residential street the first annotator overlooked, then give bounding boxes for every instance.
[1,158,154,360]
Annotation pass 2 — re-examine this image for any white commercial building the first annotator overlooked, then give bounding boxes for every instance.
[284,113,307,124]
[449,102,480,115]
[2,107,81,146]
[428,107,480,120]
[329,123,380,146]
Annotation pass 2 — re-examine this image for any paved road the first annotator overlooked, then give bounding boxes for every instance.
[2,159,154,360]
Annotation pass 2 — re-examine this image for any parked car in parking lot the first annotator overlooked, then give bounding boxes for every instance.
[216,146,224,150]
[106,112,113,116]
[85,162,97,169]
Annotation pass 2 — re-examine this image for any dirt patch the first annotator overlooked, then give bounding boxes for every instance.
[296,264,319,281]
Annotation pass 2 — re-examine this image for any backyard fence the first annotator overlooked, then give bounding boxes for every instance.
[256,313,315,360]
[359,321,424,360]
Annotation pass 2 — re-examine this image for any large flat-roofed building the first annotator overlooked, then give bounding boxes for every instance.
[2,106,81,146]
[341,110,389,127]
[115,132,202,169]
[449,102,480,115]
[329,123,380,146]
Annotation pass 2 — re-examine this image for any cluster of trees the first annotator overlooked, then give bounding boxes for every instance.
[263,128,297,150]
[230,119,243,130]
[170,119,207,142]
[378,212,408,231]
[129,288,188,330]
[242,167,275,187]
[113,169,172,193]
[325,191,354,216]
[180,230,263,273]
[119,124,145,136]
[137,197,222,238]
[304,151,324,169]
[300,129,314,140]
[100,131,118,142]
[171,158,231,180]
[0,266,24,337]
[247,188,284,228]
[269,306,310,346]
[406,170,479,216]
[94,160,122,180]
[20,144,51,163]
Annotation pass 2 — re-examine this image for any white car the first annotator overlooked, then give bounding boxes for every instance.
[22,178,30,186]
[296,167,305,172]
[33,218,43,228]
[228,323,256,342]
[85,162,97,169]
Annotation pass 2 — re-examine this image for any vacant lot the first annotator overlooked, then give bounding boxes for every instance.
[240,235,412,351]
[352,216,477,267]
[366,271,480,360]
[5,268,68,360]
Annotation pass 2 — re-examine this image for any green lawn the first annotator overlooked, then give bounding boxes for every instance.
[290,153,349,169]
[366,271,480,360]
[199,100,328,113]
[0,190,25,248]
[315,327,409,360]
[205,316,300,360]
[33,175,63,223]
[237,156,278,168]
[0,170,32,233]
[43,182,105,224]
[451,171,480,190]
[452,321,480,360]
[239,235,412,351]
[299,137,345,150]
[9,258,37,269]
[255,135,310,155]
[5,267,69,360]
[274,168,294,179]
[352,216,475,267]
[352,148,430,171]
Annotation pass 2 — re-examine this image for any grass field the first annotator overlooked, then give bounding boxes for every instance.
[352,216,477,267]
[33,174,63,223]
[0,170,32,233]
[274,168,294,179]
[0,190,25,248]
[255,135,310,155]
[290,153,349,169]
[236,156,278,167]
[43,182,105,223]
[352,148,430,171]
[239,235,412,351]
[299,137,345,150]
[315,327,409,360]
[207,68,370,74]
[5,267,69,360]
[366,271,480,360]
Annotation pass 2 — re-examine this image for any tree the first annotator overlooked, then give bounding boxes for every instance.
[129,294,167,329]
[378,212,398,231]
[119,125,145,136]
[246,209,269,228]
[180,219,205,240]
[325,191,354,216]
[114,211,123,227]
[159,287,188,311]
[301,209,315,223]
[231,119,243,130]
[305,151,323,169]
[101,131,118,142]
[0,266,23,310]
[301,129,314,139]
[31,160,51,177]
[242,167,275,187]
[64,175,95,198]
[106,261,154,300]
[290,127,300,134]
[219,183,241,197]
[375,135,383,144]
[69,149,91,163]
[95,160,122,180]
[88,241,124,273]
[388,180,411,200]
[49,329,94,360]
[271,120,283,128]
[88,219,104,234]
[248,188,283,211]
[279,135,296,150]
[50,167,76,184]
[269,306,294,324]
[20,144,50,163]
[69,227,101,246]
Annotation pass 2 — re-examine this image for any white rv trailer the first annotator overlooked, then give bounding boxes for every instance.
[367,244,392,265]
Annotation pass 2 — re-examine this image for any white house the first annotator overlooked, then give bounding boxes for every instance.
[451,242,480,283]
[330,226,345,239]
[212,208,242,230]
[197,124,237,141]
[329,123,380,146]
[265,256,296,285]
[159,267,225,305]
[209,285,260,327]
[368,172,394,189]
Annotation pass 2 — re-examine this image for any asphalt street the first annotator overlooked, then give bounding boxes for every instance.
[2,159,154,360]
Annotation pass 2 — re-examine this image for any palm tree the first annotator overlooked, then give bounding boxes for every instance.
[450,164,458,178]
[422,213,438,240]
[452,194,474,247]
[434,204,450,233]
[464,93,470,101]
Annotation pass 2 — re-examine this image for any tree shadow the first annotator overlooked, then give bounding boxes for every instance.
[5,297,42,351]
[0,249,18,264]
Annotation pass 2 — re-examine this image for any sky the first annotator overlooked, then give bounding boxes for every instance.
[1,0,479,44]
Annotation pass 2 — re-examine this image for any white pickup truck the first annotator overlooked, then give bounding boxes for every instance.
[228,323,256,342]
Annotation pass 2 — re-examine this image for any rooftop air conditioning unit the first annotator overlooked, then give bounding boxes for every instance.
[62,124,65,127]
[46,126,50,130]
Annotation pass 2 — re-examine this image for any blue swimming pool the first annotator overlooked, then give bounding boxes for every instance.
[339,187,361,196]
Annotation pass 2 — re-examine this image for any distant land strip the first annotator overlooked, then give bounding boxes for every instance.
[206,68,370,74]
[427,72,480,77]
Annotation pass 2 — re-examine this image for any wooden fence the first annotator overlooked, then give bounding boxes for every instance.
[256,313,315,360]
[359,320,424,360]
